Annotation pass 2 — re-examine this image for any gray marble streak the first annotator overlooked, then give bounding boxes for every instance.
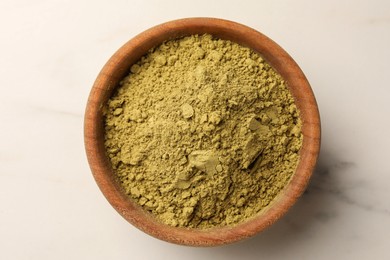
[308,157,390,216]
[30,105,83,118]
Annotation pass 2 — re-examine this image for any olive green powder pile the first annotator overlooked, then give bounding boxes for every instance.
[103,34,302,228]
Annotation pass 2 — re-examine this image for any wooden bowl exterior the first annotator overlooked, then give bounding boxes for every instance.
[84,18,321,246]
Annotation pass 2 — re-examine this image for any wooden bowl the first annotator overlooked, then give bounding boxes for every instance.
[84,18,320,246]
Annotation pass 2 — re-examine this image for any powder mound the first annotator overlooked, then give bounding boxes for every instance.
[103,34,302,228]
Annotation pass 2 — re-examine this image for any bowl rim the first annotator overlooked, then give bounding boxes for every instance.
[84,17,321,246]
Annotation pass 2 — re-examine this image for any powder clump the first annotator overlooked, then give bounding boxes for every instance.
[103,34,302,228]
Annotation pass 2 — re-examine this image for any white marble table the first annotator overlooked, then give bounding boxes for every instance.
[1,0,389,259]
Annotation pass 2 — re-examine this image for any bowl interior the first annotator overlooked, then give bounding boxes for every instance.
[84,18,320,246]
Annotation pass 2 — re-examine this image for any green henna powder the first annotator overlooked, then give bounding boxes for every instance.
[103,34,302,228]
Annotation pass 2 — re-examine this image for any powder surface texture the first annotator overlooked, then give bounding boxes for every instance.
[103,34,302,228]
